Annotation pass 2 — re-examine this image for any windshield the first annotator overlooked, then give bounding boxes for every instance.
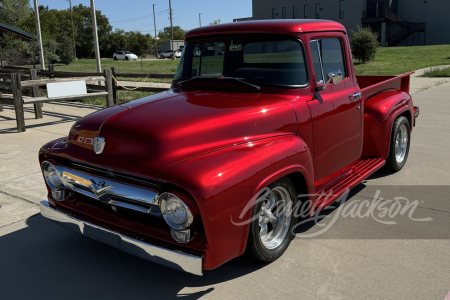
[123,51,132,54]
[174,36,308,87]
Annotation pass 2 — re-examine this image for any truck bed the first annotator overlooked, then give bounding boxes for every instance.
[356,72,414,101]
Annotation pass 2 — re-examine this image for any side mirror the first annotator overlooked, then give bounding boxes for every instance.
[318,69,343,91]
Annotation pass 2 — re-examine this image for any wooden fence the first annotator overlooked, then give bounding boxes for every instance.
[0,62,174,133]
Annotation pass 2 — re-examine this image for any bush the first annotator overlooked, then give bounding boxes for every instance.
[350,26,379,64]
[57,35,75,64]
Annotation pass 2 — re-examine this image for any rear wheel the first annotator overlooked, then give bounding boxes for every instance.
[114,56,117,60]
[386,116,410,172]
[246,177,298,262]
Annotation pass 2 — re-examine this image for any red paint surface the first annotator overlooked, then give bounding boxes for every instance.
[39,20,417,271]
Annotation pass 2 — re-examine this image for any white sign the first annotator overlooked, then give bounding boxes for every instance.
[46,81,87,98]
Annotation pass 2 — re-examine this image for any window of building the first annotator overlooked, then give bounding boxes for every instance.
[272,8,276,19]
[293,6,297,19]
[309,38,347,84]
[304,4,308,18]
[315,3,320,19]
[339,0,344,19]
[282,7,286,19]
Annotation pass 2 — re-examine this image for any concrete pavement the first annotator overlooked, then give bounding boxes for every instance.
[0,78,449,299]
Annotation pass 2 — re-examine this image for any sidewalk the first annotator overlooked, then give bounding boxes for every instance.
[409,65,450,94]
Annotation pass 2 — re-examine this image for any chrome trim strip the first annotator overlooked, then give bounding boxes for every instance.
[40,201,203,276]
[49,163,159,211]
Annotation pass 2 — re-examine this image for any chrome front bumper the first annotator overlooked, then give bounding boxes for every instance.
[39,201,203,275]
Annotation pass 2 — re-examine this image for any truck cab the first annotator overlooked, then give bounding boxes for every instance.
[39,20,419,275]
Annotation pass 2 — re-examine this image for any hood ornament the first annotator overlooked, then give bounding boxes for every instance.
[94,137,105,154]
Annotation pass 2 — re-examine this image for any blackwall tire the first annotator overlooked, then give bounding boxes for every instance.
[245,177,299,262]
[386,116,411,172]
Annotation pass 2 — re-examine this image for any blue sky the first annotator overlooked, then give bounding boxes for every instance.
[30,0,252,35]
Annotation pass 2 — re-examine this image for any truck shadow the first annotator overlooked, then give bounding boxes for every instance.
[0,214,265,300]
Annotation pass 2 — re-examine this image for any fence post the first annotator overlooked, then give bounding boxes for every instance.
[104,69,114,107]
[11,73,25,132]
[111,67,117,105]
[29,69,43,119]
[0,62,5,112]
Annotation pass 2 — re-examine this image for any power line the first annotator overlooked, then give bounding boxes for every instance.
[110,9,169,23]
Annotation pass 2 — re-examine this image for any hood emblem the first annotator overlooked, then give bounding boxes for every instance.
[94,137,105,154]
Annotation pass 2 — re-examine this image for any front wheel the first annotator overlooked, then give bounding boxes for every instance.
[125,56,129,61]
[114,56,117,60]
[386,116,411,172]
[245,177,298,262]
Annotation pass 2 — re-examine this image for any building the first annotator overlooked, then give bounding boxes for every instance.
[160,40,185,53]
[234,0,450,47]
[0,23,35,41]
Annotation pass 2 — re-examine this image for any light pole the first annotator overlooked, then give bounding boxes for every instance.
[90,0,101,75]
[67,0,77,59]
[153,4,158,57]
[169,0,174,60]
[33,0,45,69]
[199,13,202,27]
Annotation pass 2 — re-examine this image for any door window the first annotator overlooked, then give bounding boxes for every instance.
[309,38,347,84]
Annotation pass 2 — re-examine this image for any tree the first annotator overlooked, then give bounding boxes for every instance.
[158,26,186,41]
[349,26,379,64]
[0,0,32,28]
[209,19,220,25]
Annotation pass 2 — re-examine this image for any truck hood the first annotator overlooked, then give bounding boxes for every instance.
[50,90,298,179]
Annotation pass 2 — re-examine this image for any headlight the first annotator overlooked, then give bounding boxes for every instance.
[159,193,193,229]
[42,161,61,190]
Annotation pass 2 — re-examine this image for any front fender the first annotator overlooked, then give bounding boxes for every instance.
[158,134,314,270]
[362,90,413,158]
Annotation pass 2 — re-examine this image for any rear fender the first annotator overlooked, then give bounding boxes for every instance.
[158,135,314,270]
[362,90,413,158]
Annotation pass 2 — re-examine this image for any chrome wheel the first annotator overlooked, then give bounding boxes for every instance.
[259,186,292,250]
[395,124,408,164]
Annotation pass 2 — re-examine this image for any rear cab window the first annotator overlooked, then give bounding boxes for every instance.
[175,37,309,87]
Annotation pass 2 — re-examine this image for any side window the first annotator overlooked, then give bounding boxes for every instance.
[309,37,347,84]
[320,38,347,79]
[309,40,324,83]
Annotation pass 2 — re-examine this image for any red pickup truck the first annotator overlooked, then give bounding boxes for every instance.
[39,20,419,275]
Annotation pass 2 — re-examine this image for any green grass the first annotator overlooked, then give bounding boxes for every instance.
[421,66,450,77]
[53,58,179,74]
[354,44,450,76]
[82,90,154,106]
[45,44,450,84]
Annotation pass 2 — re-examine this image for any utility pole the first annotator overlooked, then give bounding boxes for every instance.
[67,0,77,59]
[90,0,101,76]
[199,13,202,27]
[33,0,45,70]
[169,0,174,60]
[153,4,158,57]
[153,4,157,38]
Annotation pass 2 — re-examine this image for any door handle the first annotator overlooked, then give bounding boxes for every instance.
[349,92,362,101]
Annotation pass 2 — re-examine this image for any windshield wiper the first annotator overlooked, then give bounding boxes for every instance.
[177,76,205,87]
[177,76,261,90]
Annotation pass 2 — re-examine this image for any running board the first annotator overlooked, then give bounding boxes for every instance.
[313,157,385,212]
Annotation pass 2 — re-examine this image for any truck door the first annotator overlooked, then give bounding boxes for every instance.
[307,36,362,183]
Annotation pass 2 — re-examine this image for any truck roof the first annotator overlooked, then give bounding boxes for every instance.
[185,19,346,39]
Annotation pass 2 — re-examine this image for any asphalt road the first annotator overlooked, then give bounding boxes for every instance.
[0,80,449,300]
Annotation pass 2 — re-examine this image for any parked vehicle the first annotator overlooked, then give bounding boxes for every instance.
[113,51,138,61]
[160,49,182,59]
[39,20,419,276]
